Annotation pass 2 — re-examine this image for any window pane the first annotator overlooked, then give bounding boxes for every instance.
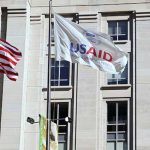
[118,21,128,34]
[51,103,57,120]
[51,59,59,86]
[118,35,128,40]
[59,134,67,142]
[111,35,117,41]
[60,61,70,86]
[107,133,116,140]
[107,125,116,132]
[51,68,59,79]
[58,143,67,150]
[59,126,67,133]
[118,133,126,140]
[107,79,117,85]
[60,80,69,86]
[51,58,59,66]
[118,102,127,123]
[107,74,117,85]
[117,142,124,150]
[107,142,116,150]
[107,103,116,124]
[108,21,117,35]
[119,64,128,84]
[118,79,128,84]
[51,81,59,86]
[118,21,128,40]
[51,67,59,86]
[108,21,117,41]
[60,60,69,67]
[118,125,127,131]
[117,142,127,150]
[60,67,69,86]
[59,103,68,124]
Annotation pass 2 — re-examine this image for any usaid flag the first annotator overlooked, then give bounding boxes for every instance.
[54,14,128,74]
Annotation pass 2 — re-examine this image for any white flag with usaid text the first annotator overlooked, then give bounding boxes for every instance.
[54,13,128,74]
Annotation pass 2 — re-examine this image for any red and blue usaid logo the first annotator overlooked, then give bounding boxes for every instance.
[70,41,113,62]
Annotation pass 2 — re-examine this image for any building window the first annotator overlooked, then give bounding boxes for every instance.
[51,58,70,86]
[108,21,128,41]
[51,102,70,150]
[107,64,128,85]
[107,101,128,150]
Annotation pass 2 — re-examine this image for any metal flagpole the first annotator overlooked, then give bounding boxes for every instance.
[46,0,52,150]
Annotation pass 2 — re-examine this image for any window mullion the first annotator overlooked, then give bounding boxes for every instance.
[69,63,72,86]
[58,61,61,86]
[117,22,118,41]
[57,103,59,125]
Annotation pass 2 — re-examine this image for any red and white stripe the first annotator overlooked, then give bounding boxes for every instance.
[0,39,22,81]
[0,63,18,81]
[0,39,22,60]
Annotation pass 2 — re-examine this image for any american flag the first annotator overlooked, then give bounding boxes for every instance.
[0,38,22,81]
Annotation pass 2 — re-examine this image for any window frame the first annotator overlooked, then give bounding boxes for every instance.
[51,57,72,87]
[51,100,71,150]
[106,99,130,150]
[107,18,130,42]
[108,20,129,41]
[105,17,130,86]
[106,53,130,86]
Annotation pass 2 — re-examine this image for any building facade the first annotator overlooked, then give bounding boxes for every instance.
[0,0,150,150]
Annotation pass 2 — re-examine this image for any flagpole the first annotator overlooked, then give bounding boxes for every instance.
[46,0,52,150]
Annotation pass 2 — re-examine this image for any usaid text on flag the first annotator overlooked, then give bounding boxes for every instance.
[70,42,113,62]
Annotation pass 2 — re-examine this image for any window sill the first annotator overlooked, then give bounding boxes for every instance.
[42,86,72,92]
[101,84,131,90]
